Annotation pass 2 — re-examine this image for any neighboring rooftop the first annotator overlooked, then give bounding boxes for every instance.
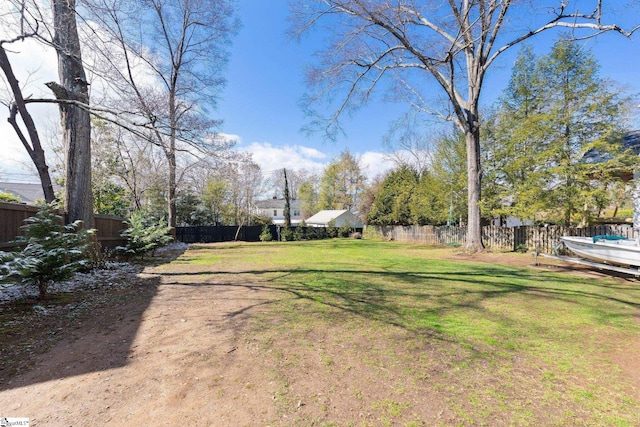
[0,182,57,204]
[305,209,363,228]
[255,198,301,209]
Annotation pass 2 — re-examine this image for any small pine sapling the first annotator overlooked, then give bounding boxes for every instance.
[117,210,173,258]
[280,226,293,241]
[0,203,95,299]
[259,224,273,242]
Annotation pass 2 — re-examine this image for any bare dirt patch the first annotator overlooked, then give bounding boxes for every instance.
[1,245,639,426]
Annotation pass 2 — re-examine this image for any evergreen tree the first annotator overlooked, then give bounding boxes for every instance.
[367,165,418,225]
[318,151,366,210]
[0,203,94,299]
[483,37,633,225]
[482,45,551,220]
[539,38,632,224]
[298,180,319,218]
[283,168,292,228]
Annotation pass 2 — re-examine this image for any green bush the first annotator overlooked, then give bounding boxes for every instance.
[280,226,294,242]
[259,224,273,242]
[338,220,353,238]
[116,209,173,258]
[0,192,21,203]
[0,203,95,299]
[326,219,338,238]
[293,226,305,241]
[515,243,528,253]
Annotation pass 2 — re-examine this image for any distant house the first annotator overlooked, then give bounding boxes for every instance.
[492,216,534,228]
[0,182,58,204]
[254,198,303,225]
[305,210,363,228]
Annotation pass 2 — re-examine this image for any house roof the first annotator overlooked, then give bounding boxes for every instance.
[255,198,301,209]
[305,210,350,225]
[0,182,57,204]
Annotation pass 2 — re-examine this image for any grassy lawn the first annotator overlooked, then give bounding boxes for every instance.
[161,239,640,426]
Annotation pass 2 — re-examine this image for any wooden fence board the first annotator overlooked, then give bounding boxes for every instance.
[0,202,127,251]
[368,224,638,253]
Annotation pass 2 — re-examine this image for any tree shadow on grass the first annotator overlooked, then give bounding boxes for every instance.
[158,260,640,359]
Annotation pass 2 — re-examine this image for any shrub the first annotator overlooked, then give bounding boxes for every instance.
[0,203,95,299]
[515,243,528,253]
[338,220,353,238]
[0,192,21,203]
[280,226,294,242]
[293,225,305,241]
[253,214,273,226]
[326,219,338,238]
[259,224,273,242]
[116,209,173,258]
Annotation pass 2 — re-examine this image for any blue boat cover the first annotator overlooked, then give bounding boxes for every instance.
[592,235,627,243]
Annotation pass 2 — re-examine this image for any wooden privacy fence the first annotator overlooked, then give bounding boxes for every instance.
[0,202,127,251]
[368,224,639,253]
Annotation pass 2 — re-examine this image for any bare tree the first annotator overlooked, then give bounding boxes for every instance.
[80,0,239,228]
[267,168,312,200]
[0,0,93,224]
[293,0,639,251]
[47,0,93,227]
[0,1,55,203]
[0,44,56,203]
[90,118,166,212]
[227,156,263,227]
[382,113,435,176]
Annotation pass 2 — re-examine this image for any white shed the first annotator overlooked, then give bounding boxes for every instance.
[305,210,363,228]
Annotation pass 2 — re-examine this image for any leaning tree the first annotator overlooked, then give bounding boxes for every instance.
[0,0,92,219]
[293,0,639,251]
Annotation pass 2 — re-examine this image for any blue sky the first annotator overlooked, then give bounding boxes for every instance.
[2,1,640,183]
[220,0,640,179]
[218,0,403,177]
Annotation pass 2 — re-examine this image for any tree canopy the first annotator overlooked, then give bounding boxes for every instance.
[292,0,639,251]
[482,37,635,225]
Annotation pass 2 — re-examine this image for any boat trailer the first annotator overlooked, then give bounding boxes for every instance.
[533,247,640,277]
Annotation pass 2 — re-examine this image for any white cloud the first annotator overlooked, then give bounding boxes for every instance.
[297,146,326,159]
[238,142,328,174]
[217,132,242,145]
[359,151,395,181]
[236,141,395,183]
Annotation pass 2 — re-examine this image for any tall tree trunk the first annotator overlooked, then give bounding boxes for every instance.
[50,0,93,228]
[167,147,177,231]
[0,47,56,203]
[465,125,484,252]
[166,88,177,230]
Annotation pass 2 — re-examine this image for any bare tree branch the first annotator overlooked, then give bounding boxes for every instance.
[293,0,639,251]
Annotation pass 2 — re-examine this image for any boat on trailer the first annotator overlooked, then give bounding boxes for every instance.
[534,235,640,276]
[560,235,640,268]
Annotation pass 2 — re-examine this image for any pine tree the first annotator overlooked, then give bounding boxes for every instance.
[483,37,633,225]
[0,203,94,299]
[283,168,292,228]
